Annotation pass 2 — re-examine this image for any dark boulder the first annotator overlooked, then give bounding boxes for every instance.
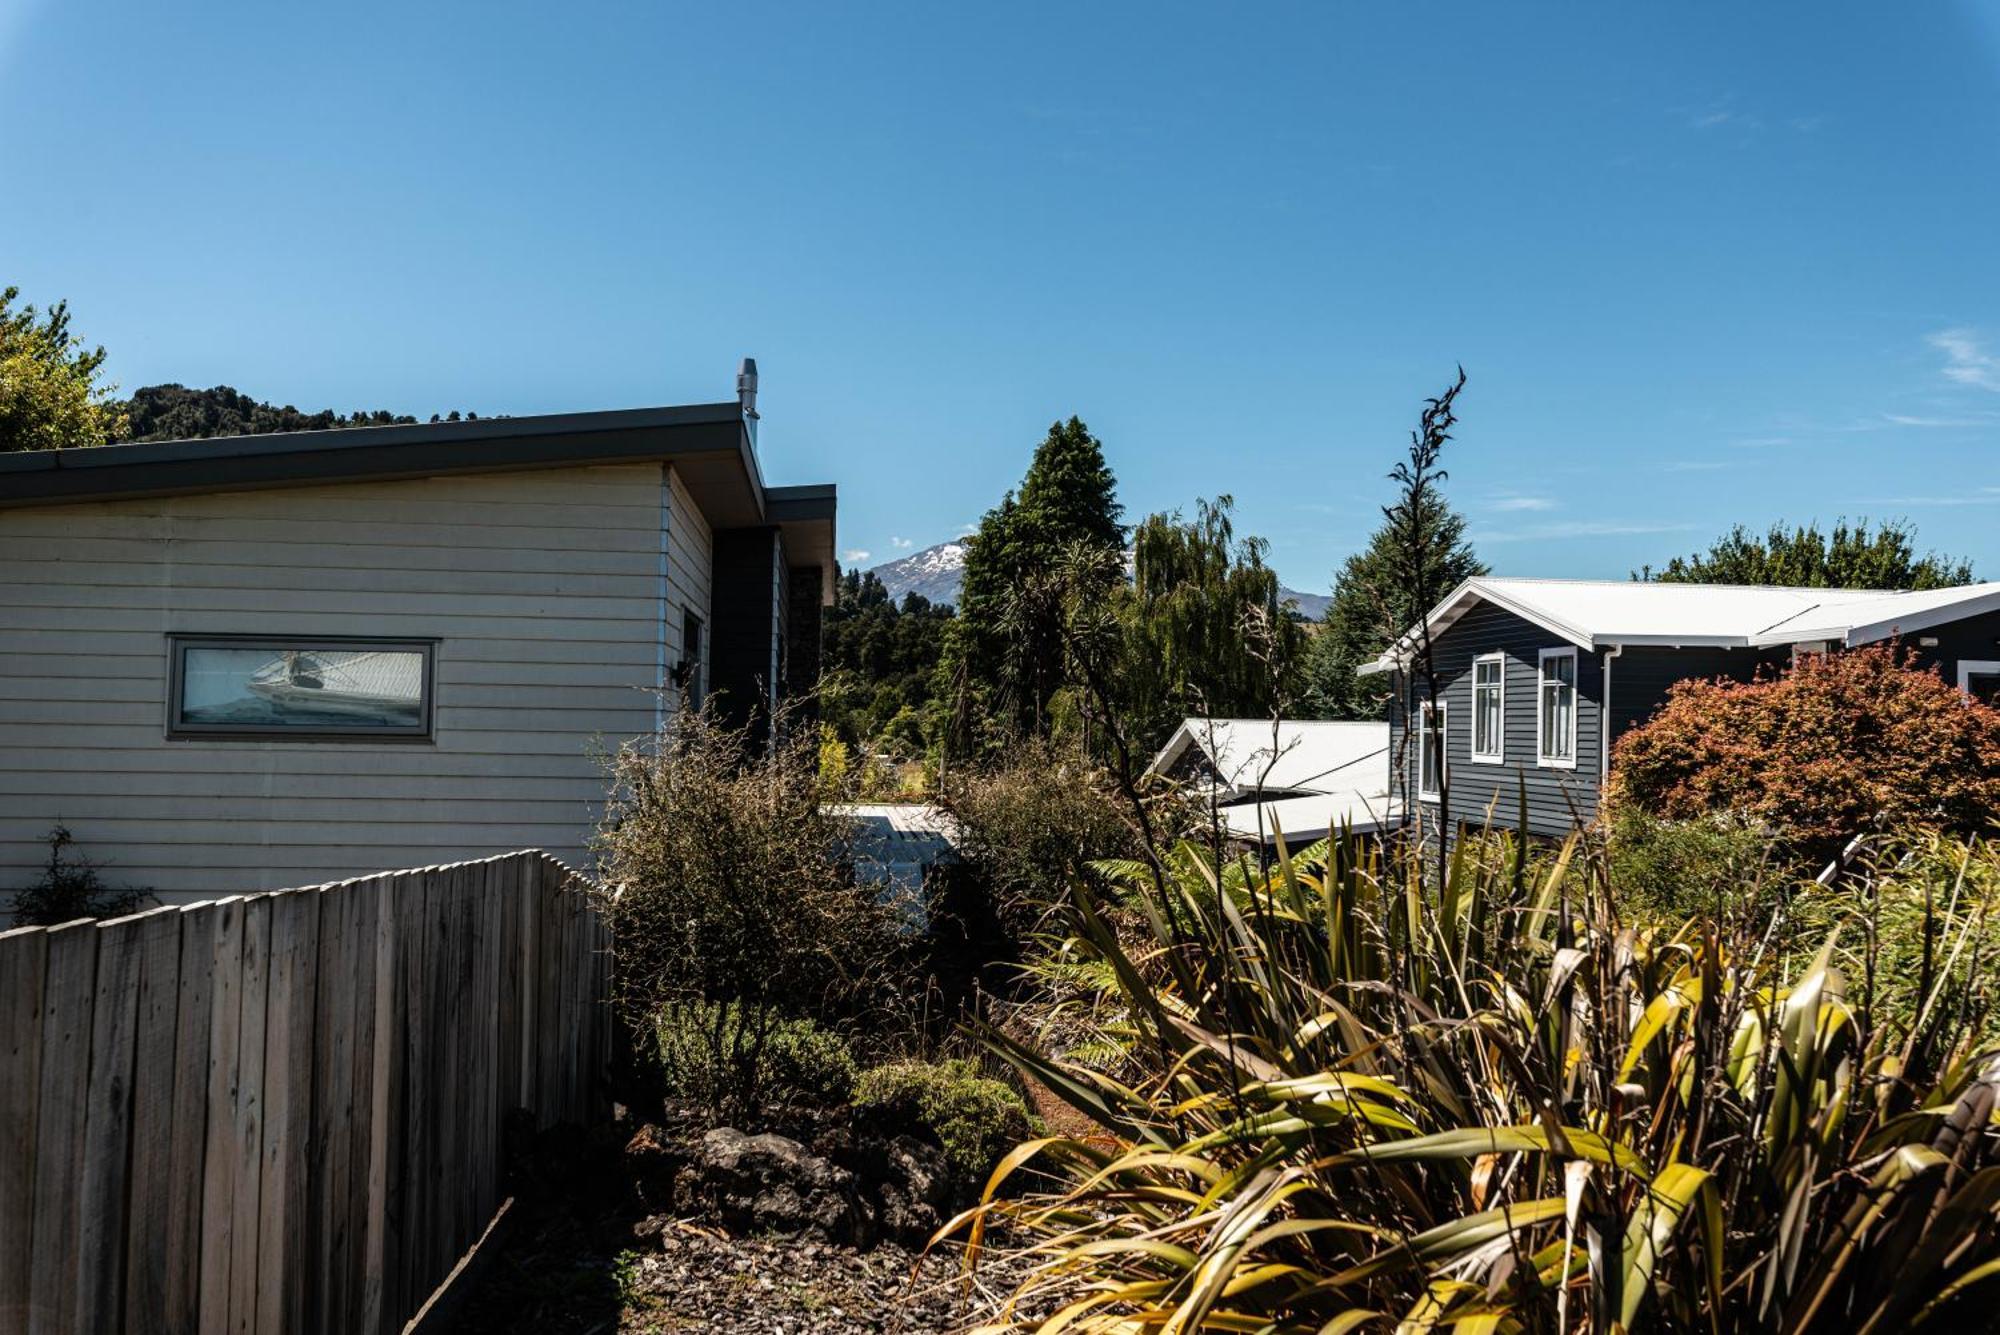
[671,1127,878,1247]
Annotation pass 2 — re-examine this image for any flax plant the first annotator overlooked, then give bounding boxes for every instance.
[951,822,2000,1333]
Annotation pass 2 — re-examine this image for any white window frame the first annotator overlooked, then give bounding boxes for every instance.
[1536,647,1578,770]
[1415,698,1447,801]
[1470,653,1505,763]
[1959,659,2000,697]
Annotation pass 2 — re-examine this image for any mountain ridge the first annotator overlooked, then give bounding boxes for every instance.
[866,540,1331,619]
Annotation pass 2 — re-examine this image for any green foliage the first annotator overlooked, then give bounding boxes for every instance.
[1605,807,1777,920]
[1118,496,1309,748]
[114,382,481,442]
[9,824,151,926]
[591,707,908,1038]
[939,737,1145,936]
[1608,644,2000,862]
[1639,517,1974,588]
[944,418,1125,748]
[817,569,952,755]
[0,286,125,452]
[960,828,2000,1333]
[654,1000,858,1126]
[852,1058,1035,1192]
[1792,832,2000,1049]
[1300,384,1485,720]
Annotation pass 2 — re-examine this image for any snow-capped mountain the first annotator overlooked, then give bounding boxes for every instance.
[866,541,970,606]
[868,539,1330,619]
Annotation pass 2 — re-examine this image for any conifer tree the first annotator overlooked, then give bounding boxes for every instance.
[1301,466,1484,720]
[942,418,1124,749]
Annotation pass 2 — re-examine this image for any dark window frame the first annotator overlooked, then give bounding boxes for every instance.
[166,633,438,742]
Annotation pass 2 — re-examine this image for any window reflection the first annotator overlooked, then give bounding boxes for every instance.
[176,642,428,733]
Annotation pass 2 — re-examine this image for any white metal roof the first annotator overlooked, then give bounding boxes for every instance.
[1215,790,1400,844]
[1147,718,1390,799]
[1362,577,2000,672]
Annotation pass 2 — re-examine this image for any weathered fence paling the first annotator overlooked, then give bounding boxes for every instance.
[0,849,611,1335]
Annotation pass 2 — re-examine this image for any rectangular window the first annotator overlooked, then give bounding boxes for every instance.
[1538,647,1577,768]
[1416,699,1447,800]
[1961,659,2000,708]
[169,637,434,739]
[677,609,705,704]
[1471,654,1504,762]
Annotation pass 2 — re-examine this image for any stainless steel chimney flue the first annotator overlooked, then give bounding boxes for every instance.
[737,357,759,420]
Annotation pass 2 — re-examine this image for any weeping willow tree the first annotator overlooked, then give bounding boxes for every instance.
[1117,496,1308,749]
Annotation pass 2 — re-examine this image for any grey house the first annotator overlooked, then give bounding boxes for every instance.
[0,363,834,901]
[1363,577,2000,839]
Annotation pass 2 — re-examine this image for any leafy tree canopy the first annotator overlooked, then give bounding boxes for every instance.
[1120,496,1308,746]
[819,569,954,754]
[1638,519,1973,590]
[0,286,126,452]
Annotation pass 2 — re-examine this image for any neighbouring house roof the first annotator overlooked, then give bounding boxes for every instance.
[1146,718,1398,841]
[1361,577,2000,673]
[0,401,839,591]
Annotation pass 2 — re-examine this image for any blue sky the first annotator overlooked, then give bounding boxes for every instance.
[5,3,2000,591]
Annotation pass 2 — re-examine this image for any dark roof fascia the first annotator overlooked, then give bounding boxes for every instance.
[0,402,753,511]
[765,484,837,522]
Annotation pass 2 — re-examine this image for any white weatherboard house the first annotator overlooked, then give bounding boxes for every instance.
[0,364,835,904]
[1147,717,1397,846]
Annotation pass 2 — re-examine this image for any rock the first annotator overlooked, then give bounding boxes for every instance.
[672,1127,878,1247]
[873,1135,952,1246]
[622,1123,687,1210]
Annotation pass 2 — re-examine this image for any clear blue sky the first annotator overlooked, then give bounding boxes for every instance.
[6,2,2000,590]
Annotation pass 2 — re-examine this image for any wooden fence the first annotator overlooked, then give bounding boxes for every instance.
[0,849,611,1335]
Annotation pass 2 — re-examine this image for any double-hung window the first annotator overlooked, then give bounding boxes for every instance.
[169,636,435,739]
[1537,647,1577,768]
[1471,654,1504,762]
[1416,699,1447,801]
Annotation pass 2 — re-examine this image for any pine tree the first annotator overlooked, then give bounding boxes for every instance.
[942,418,1124,748]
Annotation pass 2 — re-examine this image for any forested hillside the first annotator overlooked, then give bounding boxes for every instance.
[114,383,483,442]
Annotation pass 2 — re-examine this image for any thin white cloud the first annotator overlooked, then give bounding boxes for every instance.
[890,536,913,550]
[1730,436,1792,449]
[1489,495,1556,513]
[1476,519,1697,544]
[1930,328,2000,392]
[1662,459,1736,473]
[1866,487,2000,508]
[843,548,871,564]
[1879,412,1995,428]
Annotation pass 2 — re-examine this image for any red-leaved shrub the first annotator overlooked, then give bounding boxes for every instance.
[1606,644,2000,859]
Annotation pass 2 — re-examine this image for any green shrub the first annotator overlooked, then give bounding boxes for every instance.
[939,738,1145,936]
[1605,807,1777,920]
[593,706,909,1038]
[852,1058,1034,1191]
[655,1000,858,1126]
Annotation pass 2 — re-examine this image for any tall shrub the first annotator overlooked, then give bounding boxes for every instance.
[1607,644,2000,861]
[593,709,907,1041]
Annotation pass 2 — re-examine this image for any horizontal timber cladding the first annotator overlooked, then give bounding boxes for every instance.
[0,851,612,1335]
[1389,600,1604,839]
[0,463,677,901]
